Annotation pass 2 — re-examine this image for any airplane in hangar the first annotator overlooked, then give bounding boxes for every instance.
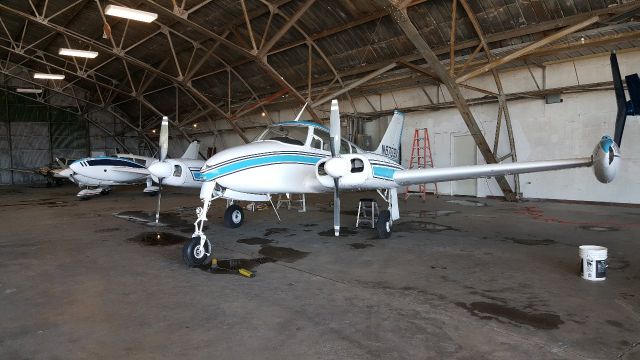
[181,51,638,267]
[61,117,204,200]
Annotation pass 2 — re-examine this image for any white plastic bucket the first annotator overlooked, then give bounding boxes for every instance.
[579,245,607,281]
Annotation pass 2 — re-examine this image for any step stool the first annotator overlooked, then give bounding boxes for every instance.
[356,198,378,228]
[276,193,306,212]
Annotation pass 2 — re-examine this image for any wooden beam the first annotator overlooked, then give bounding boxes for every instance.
[384,0,516,200]
[456,16,600,83]
[258,0,317,57]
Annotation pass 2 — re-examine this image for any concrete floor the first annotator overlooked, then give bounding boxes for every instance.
[1,184,639,359]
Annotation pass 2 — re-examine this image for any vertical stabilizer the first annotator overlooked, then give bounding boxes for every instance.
[374,110,404,163]
[181,141,200,160]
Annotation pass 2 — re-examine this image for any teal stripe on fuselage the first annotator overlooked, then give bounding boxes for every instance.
[201,154,322,181]
[372,165,397,180]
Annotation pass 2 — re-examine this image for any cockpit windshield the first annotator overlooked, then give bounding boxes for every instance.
[258,125,309,146]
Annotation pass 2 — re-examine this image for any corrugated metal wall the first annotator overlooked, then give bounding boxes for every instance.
[0,90,90,185]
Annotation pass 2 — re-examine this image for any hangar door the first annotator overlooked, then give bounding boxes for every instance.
[452,134,477,196]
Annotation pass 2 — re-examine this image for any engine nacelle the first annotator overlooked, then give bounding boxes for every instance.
[316,154,372,189]
[592,136,620,184]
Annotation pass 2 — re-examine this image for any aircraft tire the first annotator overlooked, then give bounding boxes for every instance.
[376,210,392,239]
[183,236,212,267]
[224,204,244,228]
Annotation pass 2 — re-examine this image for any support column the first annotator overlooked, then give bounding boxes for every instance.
[384,0,516,201]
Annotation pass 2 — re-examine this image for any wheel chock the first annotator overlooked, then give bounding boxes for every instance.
[238,268,254,278]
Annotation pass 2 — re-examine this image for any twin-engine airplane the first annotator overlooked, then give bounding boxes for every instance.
[181,52,637,266]
[62,117,204,200]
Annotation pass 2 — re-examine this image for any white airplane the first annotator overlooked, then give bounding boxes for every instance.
[62,117,204,200]
[181,52,635,267]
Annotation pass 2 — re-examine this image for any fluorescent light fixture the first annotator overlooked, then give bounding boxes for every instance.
[16,88,43,94]
[105,5,158,23]
[34,73,65,80]
[59,48,99,58]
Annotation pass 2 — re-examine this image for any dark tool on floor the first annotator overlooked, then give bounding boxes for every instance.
[210,258,255,278]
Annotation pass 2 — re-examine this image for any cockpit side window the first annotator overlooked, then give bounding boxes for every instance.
[259,126,309,146]
[173,165,182,177]
[340,139,351,154]
[311,128,331,151]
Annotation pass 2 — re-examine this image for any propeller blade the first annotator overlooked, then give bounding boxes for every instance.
[333,178,340,237]
[155,179,162,224]
[330,99,340,156]
[159,116,169,162]
[610,52,627,146]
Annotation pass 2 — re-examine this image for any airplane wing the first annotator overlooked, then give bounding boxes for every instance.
[393,157,592,185]
[110,167,151,175]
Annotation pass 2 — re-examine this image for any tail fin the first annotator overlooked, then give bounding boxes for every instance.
[374,110,404,163]
[181,141,200,160]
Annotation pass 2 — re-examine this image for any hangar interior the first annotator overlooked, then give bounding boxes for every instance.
[1,0,640,359]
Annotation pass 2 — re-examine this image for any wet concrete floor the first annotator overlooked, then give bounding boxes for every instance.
[1,184,640,359]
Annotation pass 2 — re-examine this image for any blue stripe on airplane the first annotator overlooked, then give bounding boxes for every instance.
[201,154,323,181]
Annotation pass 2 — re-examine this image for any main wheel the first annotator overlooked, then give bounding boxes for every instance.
[376,210,392,239]
[224,204,244,228]
[183,236,212,266]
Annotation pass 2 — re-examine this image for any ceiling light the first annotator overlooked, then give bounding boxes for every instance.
[34,73,65,80]
[193,123,198,128]
[261,111,266,117]
[105,5,158,23]
[152,129,156,134]
[59,48,99,58]
[16,88,43,94]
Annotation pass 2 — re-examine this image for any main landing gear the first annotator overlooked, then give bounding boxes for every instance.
[375,188,397,239]
[224,204,244,228]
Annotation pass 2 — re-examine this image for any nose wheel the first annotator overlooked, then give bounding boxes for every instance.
[183,236,212,266]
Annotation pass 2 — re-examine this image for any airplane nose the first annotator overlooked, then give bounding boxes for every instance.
[58,168,74,178]
[148,161,173,179]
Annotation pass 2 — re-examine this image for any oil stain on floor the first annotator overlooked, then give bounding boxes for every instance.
[128,232,189,246]
[456,301,564,330]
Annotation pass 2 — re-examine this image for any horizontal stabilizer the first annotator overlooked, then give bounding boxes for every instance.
[393,157,593,185]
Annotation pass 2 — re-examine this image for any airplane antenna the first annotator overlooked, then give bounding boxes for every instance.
[293,102,308,122]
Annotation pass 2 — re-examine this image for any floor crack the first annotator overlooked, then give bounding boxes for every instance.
[617,339,640,359]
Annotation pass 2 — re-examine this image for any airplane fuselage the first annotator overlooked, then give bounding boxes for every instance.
[200,122,404,196]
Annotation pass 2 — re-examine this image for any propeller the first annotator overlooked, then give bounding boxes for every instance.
[610,51,640,147]
[326,100,345,236]
[148,116,171,224]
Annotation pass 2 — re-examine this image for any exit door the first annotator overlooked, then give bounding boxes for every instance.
[452,134,477,196]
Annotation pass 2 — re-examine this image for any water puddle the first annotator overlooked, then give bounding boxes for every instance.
[114,210,200,233]
[237,237,274,245]
[456,301,564,330]
[264,228,289,236]
[258,245,309,263]
[405,210,457,218]
[504,237,556,246]
[318,227,358,237]
[447,199,487,207]
[394,221,456,233]
[349,243,374,249]
[127,232,189,246]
